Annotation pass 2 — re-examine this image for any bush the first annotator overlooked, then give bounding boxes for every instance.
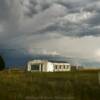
[0,55,5,70]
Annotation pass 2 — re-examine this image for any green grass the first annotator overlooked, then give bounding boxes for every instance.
[0,70,100,100]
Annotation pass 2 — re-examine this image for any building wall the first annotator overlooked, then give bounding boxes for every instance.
[27,60,48,72]
[27,60,71,72]
[53,63,71,72]
[47,62,54,72]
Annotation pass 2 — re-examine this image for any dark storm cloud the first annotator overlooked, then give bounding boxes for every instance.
[87,13,100,26]
[0,0,21,33]
[1,0,100,37]
[23,0,38,17]
[23,0,51,18]
[0,0,9,21]
[1,0,100,67]
[22,0,100,37]
[0,1,100,54]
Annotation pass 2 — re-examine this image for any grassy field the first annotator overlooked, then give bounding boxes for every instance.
[0,70,100,100]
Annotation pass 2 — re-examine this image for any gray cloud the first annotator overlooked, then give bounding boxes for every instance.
[21,0,100,37]
[1,0,100,37]
[0,0,22,34]
[1,0,100,66]
[0,0,10,21]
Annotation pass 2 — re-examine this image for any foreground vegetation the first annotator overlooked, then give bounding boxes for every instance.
[0,70,100,100]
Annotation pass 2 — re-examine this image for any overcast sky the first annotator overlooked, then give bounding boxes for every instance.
[0,0,100,67]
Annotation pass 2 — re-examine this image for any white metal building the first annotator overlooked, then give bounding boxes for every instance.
[27,60,71,72]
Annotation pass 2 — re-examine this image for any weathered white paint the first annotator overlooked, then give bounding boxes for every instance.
[47,62,54,72]
[27,62,31,71]
[27,60,47,72]
[53,63,71,72]
[27,60,71,72]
